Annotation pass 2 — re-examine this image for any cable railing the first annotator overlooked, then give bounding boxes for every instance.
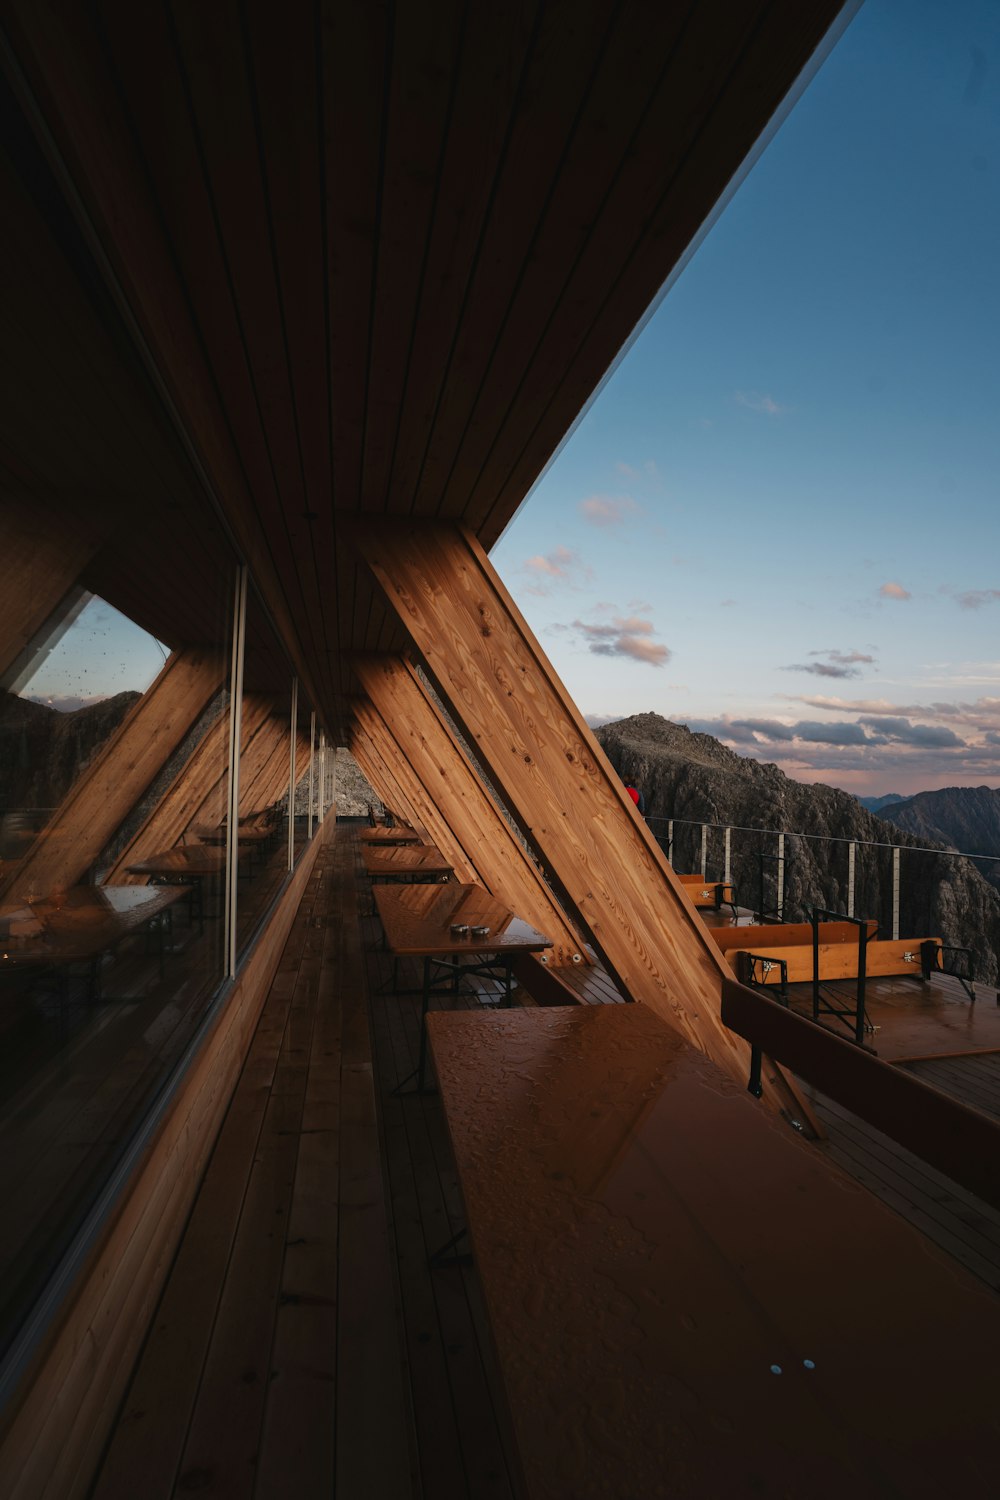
[646,812,1000,983]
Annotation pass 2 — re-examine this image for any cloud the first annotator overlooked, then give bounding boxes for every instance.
[585,713,622,728]
[520,546,592,596]
[957,589,1000,609]
[858,717,965,748]
[615,462,639,479]
[571,613,671,667]
[782,648,876,680]
[579,494,639,527]
[735,391,787,416]
[879,581,911,600]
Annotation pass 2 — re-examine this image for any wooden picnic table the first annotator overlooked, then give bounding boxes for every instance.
[427,1002,1000,1500]
[375,882,551,1092]
[362,844,453,882]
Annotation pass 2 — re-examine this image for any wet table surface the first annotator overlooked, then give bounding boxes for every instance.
[362,844,453,880]
[0,884,191,968]
[373,882,551,957]
[360,826,422,845]
[428,1003,1000,1500]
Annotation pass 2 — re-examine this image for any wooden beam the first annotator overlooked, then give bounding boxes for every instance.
[355,655,587,966]
[351,702,477,882]
[103,697,266,884]
[0,499,94,683]
[2,648,226,902]
[358,521,750,1086]
[349,721,426,835]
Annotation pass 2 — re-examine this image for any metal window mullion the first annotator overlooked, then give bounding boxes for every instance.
[288,677,298,872]
[225,565,248,980]
[307,711,316,840]
[317,730,326,822]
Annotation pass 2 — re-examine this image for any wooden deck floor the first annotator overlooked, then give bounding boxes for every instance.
[88,826,1000,1498]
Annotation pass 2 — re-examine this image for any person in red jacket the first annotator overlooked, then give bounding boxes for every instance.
[624,783,646,815]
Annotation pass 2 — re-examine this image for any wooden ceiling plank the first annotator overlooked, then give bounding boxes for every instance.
[242,0,341,675]
[407,0,617,519]
[438,1,741,520]
[359,520,753,1091]
[358,0,464,519]
[2,647,226,902]
[323,0,391,517]
[356,655,587,965]
[381,0,541,518]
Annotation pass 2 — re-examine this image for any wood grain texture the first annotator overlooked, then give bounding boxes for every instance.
[0,500,94,682]
[0,822,330,1500]
[355,655,587,965]
[358,521,751,1088]
[2,649,226,903]
[730,937,940,986]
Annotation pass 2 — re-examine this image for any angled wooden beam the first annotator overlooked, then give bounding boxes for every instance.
[104,696,273,883]
[355,655,587,966]
[349,720,425,833]
[2,648,226,902]
[0,498,94,683]
[351,701,478,882]
[358,521,750,1086]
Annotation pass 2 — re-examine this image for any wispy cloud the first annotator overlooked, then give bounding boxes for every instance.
[585,713,622,728]
[571,613,670,667]
[879,581,911,600]
[783,648,876,680]
[735,390,787,416]
[579,493,640,528]
[519,546,592,596]
[957,589,1000,609]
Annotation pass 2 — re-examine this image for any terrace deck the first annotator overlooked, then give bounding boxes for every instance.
[89,826,1000,1498]
[781,971,1000,1061]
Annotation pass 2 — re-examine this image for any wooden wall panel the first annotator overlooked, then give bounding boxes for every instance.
[355,656,586,966]
[359,522,751,1087]
[2,649,225,902]
[0,822,329,1500]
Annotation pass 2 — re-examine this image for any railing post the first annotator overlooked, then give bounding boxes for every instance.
[700,823,707,878]
[667,819,673,863]
[892,846,901,941]
[724,826,732,885]
[847,840,855,918]
[776,833,785,922]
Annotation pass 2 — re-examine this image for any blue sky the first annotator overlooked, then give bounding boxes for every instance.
[492,0,1000,797]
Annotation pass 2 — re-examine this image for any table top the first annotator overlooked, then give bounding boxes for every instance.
[1,884,191,968]
[194,827,272,845]
[362,844,453,878]
[374,882,552,957]
[360,826,422,845]
[427,1003,1000,1499]
[127,846,230,877]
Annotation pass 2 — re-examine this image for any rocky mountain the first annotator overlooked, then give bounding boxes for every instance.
[594,712,1000,986]
[857,793,906,813]
[878,786,1000,892]
[878,785,1000,854]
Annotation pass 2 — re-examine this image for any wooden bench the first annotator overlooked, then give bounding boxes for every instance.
[709,920,877,955]
[727,936,944,987]
[427,1003,1000,1498]
[675,872,735,909]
